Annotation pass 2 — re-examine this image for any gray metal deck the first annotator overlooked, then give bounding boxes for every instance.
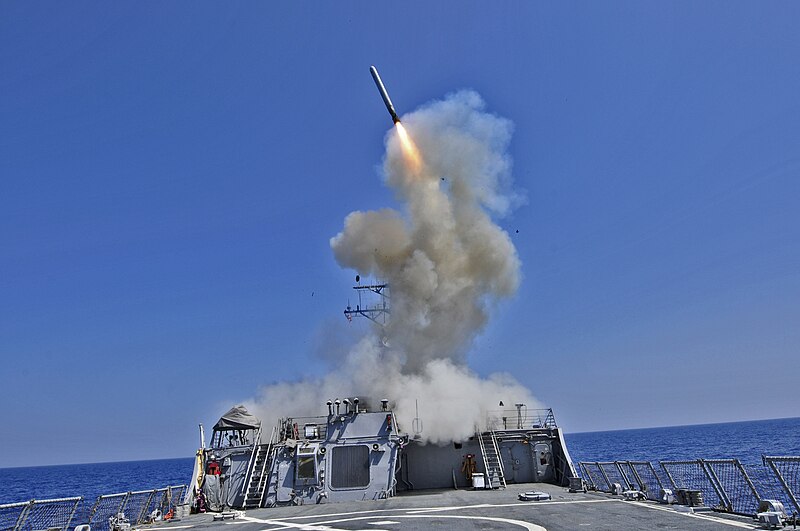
[150,484,767,530]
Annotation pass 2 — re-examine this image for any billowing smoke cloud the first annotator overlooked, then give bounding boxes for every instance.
[248,91,539,444]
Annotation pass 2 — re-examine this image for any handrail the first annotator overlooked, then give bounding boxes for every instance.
[1,496,83,505]
[485,408,558,431]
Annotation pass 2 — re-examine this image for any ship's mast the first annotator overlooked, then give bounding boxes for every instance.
[343,277,390,325]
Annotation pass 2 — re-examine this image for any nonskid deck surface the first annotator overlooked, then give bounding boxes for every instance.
[150,484,764,530]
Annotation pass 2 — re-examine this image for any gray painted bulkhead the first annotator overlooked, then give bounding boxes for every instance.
[201,446,252,509]
[263,411,402,506]
[399,428,570,490]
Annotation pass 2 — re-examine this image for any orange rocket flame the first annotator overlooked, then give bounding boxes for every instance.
[395,122,422,172]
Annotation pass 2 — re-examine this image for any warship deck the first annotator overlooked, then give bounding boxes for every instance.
[154,484,767,530]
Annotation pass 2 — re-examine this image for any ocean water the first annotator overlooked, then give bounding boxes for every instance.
[564,416,800,465]
[1,417,798,504]
[0,457,193,505]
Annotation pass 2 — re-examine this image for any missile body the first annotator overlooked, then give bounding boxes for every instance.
[369,65,400,124]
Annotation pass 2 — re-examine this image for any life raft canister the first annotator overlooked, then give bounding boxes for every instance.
[207,461,221,475]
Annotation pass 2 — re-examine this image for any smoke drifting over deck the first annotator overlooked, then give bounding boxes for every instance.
[251,90,538,444]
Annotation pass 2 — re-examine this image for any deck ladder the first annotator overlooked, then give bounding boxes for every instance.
[477,430,506,489]
[243,427,277,508]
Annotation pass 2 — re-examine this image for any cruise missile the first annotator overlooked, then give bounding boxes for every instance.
[369,65,400,124]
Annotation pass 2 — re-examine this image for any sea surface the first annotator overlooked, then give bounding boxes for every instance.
[564,416,800,465]
[1,417,798,504]
[0,458,193,505]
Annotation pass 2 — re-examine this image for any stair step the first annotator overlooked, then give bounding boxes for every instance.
[477,430,506,490]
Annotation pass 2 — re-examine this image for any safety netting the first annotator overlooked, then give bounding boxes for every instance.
[628,461,666,500]
[579,462,609,491]
[140,485,184,521]
[703,459,760,515]
[8,498,81,531]
[660,460,723,508]
[762,457,800,514]
[598,462,629,489]
[121,490,156,524]
[86,492,128,531]
[0,502,29,531]
[578,457,800,517]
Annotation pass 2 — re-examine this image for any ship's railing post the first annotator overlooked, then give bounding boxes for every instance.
[597,461,614,492]
[629,461,665,501]
[145,488,167,521]
[614,461,636,490]
[619,461,647,491]
[734,459,762,506]
[65,497,83,530]
[659,461,678,490]
[87,495,101,524]
[135,490,157,524]
[578,462,610,491]
[577,462,595,489]
[1,501,32,531]
[168,485,186,512]
[577,462,588,488]
[117,492,130,521]
[699,459,731,511]
[88,491,128,531]
[595,462,612,491]
[120,490,155,525]
[12,502,31,531]
[702,459,763,515]
[764,456,800,515]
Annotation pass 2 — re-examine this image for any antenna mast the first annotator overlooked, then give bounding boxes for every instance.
[343,279,390,325]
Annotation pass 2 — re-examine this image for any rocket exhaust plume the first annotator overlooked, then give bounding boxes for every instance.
[394,122,422,173]
[250,88,534,444]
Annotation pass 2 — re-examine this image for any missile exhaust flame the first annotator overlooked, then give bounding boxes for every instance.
[395,122,422,172]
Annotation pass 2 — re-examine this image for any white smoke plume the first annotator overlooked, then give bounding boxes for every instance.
[248,91,539,444]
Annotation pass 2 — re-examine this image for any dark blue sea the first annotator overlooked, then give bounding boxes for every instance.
[1,417,798,504]
[565,416,800,465]
[0,458,193,505]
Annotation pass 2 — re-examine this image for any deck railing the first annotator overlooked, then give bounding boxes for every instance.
[486,408,557,431]
[0,484,186,531]
[578,456,800,517]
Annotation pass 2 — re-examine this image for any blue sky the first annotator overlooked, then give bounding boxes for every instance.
[1,2,798,467]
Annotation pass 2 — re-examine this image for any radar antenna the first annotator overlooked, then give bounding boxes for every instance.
[343,277,390,325]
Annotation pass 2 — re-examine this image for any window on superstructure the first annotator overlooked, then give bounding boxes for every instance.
[295,446,318,484]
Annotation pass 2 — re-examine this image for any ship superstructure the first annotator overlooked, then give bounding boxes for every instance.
[192,401,576,510]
